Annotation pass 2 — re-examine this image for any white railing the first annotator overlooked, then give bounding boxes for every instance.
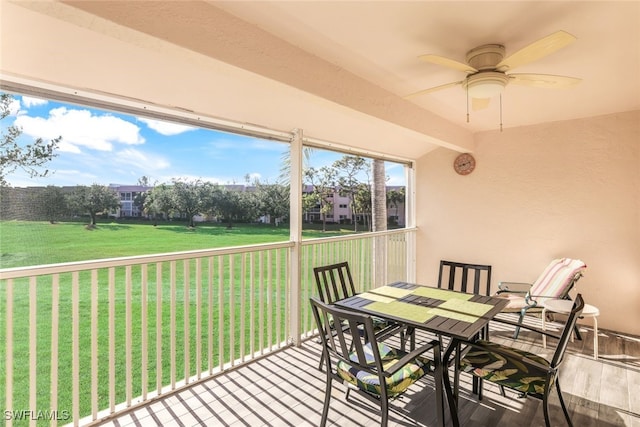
[0,228,415,426]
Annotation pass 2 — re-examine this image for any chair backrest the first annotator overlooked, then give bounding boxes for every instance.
[313,261,357,303]
[437,260,492,295]
[529,258,586,303]
[550,293,585,369]
[310,296,382,378]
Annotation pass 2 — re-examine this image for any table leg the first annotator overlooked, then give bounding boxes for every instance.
[442,339,460,427]
[433,339,445,427]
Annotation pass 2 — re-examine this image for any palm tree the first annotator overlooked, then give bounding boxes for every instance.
[371,159,387,232]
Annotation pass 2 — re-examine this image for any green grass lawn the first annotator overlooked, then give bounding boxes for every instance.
[0,219,361,424]
[0,219,358,268]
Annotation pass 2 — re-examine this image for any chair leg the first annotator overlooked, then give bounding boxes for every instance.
[556,377,573,427]
[512,310,526,339]
[543,390,552,427]
[318,352,325,371]
[320,375,332,427]
[381,396,389,427]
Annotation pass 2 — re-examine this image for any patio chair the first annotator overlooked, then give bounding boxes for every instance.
[437,260,492,296]
[437,260,493,395]
[313,262,406,369]
[496,258,586,339]
[310,297,443,427]
[456,294,584,427]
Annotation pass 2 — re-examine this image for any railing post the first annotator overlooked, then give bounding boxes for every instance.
[289,128,303,346]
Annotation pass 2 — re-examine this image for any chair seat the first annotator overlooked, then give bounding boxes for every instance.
[337,342,431,398]
[460,340,551,396]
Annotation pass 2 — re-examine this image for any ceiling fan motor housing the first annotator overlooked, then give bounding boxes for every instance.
[466,44,505,70]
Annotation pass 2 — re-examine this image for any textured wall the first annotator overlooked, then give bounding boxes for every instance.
[416,110,640,336]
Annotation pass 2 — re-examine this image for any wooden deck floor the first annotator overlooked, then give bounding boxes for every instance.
[95,320,640,427]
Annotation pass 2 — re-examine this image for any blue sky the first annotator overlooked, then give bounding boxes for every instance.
[3,94,406,188]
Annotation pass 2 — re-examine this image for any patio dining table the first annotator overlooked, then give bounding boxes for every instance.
[334,281,509,427]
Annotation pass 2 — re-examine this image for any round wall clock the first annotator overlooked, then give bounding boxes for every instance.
[453,153,476,175]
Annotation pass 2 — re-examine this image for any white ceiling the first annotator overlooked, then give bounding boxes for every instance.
[212,1,640,132]
[2,1,639,159]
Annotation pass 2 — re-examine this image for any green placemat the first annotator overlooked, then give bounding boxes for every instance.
[428,298,493,323]
[370,285,413,299]
[359,292,395,303]
[411,286,473,301]
[366,301,435,323]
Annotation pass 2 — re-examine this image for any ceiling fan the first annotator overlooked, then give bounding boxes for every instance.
[406,30,581,112]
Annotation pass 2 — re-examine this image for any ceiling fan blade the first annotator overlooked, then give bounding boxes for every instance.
[509,73,581,88]
[418,54,477,73]
[496,30,576,71]
[471,97,491,111]
[404,81,463,99]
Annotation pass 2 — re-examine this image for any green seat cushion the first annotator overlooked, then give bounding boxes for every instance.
[460,340,552,396]
[337,342,430,398]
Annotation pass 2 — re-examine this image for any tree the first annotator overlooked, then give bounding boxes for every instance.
[352,183,372,230]
[144,183,175,221]
[371,159,387,232]
[133,176,153,218]
[0,93,61,186]
[210,186,258,229]
[333,155,368,232]
[256,182,289,225]
[34,185,68,223]
[170,179,211,228]
[303,166,337,232]
[386,187,405,226]
[66,184,121,226]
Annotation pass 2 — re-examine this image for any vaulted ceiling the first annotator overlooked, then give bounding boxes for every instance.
[2,1,639,160]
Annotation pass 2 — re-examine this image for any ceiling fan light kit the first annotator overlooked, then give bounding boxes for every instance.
[464,72,509,98]
[408,31,580,129]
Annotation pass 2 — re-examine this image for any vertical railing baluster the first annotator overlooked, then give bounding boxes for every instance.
[125,266,132,406]
[5,279,12,427]
[258,251,264,355]
[249,252,255,358]
[71,272,79,426]
[183,260,190,384]
[240,253,246,362]
[28,277,36,427]
[155,263,163,395]
[229,255,235,366]
[108,267,116,413]
[141,264,148,400]
[170,261,176,390]
[195,258,202,380]
[217,256,224,370]
[267,250,273,351]
[275,249,281,346]
[50,275,59,427]
[207,257,214,374]
[91,269,99,420]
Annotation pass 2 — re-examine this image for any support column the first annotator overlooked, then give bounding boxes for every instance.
[289,128,303,346]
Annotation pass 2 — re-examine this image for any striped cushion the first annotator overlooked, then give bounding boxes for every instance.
[529,258,586,304]
[337,342,430,398]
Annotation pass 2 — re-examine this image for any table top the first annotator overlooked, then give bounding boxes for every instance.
[543,298,599,315]
[335,281,510,341]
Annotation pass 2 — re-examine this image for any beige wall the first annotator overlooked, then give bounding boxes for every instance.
[415,110,640,336]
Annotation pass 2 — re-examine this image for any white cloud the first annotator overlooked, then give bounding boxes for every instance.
[137,117,196,136]
[21,96,47,108]
[114,148,170,171]
[14,107,145,152]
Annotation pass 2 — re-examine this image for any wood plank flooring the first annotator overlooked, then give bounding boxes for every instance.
[94,319,640,427]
